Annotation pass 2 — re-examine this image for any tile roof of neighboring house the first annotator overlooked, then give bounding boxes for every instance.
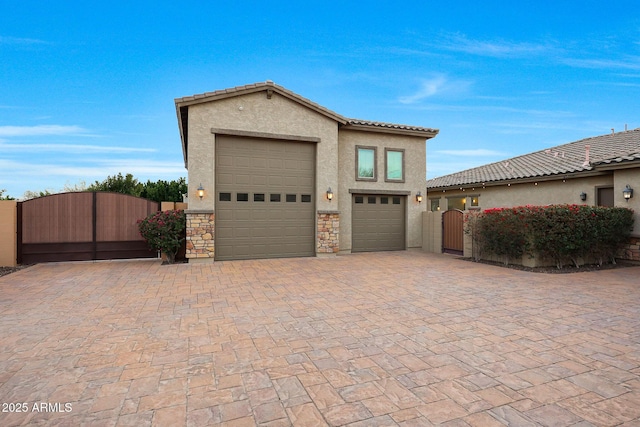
[427,128,640,189]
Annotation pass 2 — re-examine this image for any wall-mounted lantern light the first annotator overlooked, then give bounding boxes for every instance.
[197,184,205,200]
[623,184,634,201]
[580,192,587,201]
[416,191,423,203]
[326,187,333,201]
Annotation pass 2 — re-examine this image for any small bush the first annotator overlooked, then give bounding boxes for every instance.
[137,210,186,264]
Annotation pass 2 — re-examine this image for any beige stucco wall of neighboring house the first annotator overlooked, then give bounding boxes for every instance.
[0,200,17,267]
[426,171,640,260]
[186,91,339,214]
[338,129,427,252]
[613,168,640,235]
[427,175,614,211]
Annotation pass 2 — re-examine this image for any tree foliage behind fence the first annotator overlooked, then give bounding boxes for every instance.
[465,205,634,268]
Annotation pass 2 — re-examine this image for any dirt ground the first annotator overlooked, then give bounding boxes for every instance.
[462,257,640,273]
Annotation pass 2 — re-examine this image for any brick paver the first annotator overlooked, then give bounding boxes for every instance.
[1,251,639,426]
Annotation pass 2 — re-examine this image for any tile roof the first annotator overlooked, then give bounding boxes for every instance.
[175,81,348,124]
[427,128,640,189]
[346,119,438,134]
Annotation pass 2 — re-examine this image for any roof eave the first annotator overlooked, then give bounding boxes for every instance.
[426,169,609,192]
[176,105,188,168]
[174,82,349,125]
[592,158,640,171]
[342,122,439,138]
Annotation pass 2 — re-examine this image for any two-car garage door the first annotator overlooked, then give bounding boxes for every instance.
[215,135,315,261]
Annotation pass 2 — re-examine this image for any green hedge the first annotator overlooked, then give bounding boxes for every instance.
[465,205,635,268]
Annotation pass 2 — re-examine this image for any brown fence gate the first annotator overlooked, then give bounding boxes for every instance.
[17,192,159,264]
[442,209,464,255]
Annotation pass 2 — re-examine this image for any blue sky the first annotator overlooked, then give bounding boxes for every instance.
[2,1,640,198]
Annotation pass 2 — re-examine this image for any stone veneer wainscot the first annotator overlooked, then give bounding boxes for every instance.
[622,236,640,261]
[317,211,339,253]
[186,212,215,259]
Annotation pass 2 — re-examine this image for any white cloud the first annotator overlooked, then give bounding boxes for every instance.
[436,32,553,58]
[0,125,92,137]
[0,159,185,177]
[0,36,49,45]
[0,142,155,153]
[399,77,447,104]
[563,56,640,70]
[399,75,472,104]
[0,158,186,197]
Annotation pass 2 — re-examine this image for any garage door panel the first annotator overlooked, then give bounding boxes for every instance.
[216,227,234,239]
[251,175,268,185]
[217,174,234,186]
[215,136,315,261]
[352,194,405,252]
[232,209,251,221]
[235,156,252,168]
[269,159,284,169]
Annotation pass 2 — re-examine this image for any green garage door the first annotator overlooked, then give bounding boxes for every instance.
[215,135,315,260]
[352,194,405,252]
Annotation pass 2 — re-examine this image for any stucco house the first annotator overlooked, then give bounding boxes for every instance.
[424,128,640,260]
[175,81,438,261]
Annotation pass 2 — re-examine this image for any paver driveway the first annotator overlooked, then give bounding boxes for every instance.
[1,251,639,426]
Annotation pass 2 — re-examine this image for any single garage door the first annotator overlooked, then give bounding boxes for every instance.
[215,135,315,260]
[352,194,405,252]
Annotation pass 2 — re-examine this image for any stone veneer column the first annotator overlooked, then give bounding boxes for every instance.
[317,211,339,254]
[185,211,215,260]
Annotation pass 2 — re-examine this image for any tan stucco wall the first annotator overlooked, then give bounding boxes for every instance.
[422,210,442,253]
[0,201,17,267]
[613,168,640,235]
[338,129,426,251]
[186,91,339,214]
[427,175,614,212]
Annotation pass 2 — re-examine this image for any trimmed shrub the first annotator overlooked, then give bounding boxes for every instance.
[470,204,634,268]
[476,207,529,265]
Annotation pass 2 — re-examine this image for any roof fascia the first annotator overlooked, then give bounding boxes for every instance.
[175,85,348,125]
[341,122,438,139]
[592,159,640,171]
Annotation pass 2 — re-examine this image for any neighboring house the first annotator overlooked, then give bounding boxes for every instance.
[425,128,640,260]
[175,81,438,261]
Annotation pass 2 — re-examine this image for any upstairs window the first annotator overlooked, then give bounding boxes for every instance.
[356,146,376,181]
[385,149,405,182]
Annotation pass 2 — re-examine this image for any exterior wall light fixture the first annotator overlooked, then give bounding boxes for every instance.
[580,192,587,201]
[623,185,633,201]
[197,184,205,200]
[326,187,333,201]
[416,191,423,203]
